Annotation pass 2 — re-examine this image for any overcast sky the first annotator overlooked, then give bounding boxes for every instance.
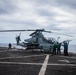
[0,0,76,44]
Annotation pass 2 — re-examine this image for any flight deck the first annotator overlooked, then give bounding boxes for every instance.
[0,47,76,75]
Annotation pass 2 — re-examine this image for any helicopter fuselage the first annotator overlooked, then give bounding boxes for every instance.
[17,31,56,52]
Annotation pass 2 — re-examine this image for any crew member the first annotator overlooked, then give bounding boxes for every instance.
[16,35,21,45]
[8,43,12,50]
[57,42,61,55]
[63,41,69,56]
[53,43,57,55]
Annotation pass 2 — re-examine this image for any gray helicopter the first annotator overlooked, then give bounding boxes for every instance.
[0,29,73,52]
[16,29,56,52]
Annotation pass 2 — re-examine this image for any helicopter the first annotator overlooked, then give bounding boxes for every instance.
[0,29,73,53]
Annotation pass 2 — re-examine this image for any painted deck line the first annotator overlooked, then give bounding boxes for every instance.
[0,50,8,52]
[38,55,49,75]
[0,61,76,66]
[0,62,42,65]
[48,63,76,66]
[0,49,19,52]
[58,60,70,63]
[59,56,76,59]
[0,54,46,59]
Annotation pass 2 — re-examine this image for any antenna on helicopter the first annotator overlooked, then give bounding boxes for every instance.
[19,33,21,36]
[57,37,60,42]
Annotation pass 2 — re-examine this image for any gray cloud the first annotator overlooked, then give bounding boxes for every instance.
[57,0,76,9]
[0,0,76,44]
[0,0,17,14]
[36,8,56,17]
[27,0,58,7]
[28,0,50,5]
[55,0,76,15]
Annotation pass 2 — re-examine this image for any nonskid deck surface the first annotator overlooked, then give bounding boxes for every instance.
[0,48,76,75]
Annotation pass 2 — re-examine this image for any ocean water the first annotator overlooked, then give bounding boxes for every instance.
[0,43,76,53]
[68,45,76,53]
[60,45,76,53]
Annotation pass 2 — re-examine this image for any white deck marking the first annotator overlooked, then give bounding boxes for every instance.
[48,63,76,66]
[0,49,19,52]
[0,62,42,65]
[0,54,46,59]
[0,50,8,52]
[0,61,76,66]
[59,56,76,59]
[58,60,70,63]
[38,55,49,75]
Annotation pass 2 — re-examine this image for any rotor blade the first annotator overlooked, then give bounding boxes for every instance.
[48,29,61,31]
[0,29,36,32]
[43,30,73,37]
[43,31,52,33]
[0,29,60,32]
[0,29,58,32]
[0,29,73,37]
[51,32,74,37]
[64,40,72,42]
[30,31,36,36]
[0,30,25,32]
